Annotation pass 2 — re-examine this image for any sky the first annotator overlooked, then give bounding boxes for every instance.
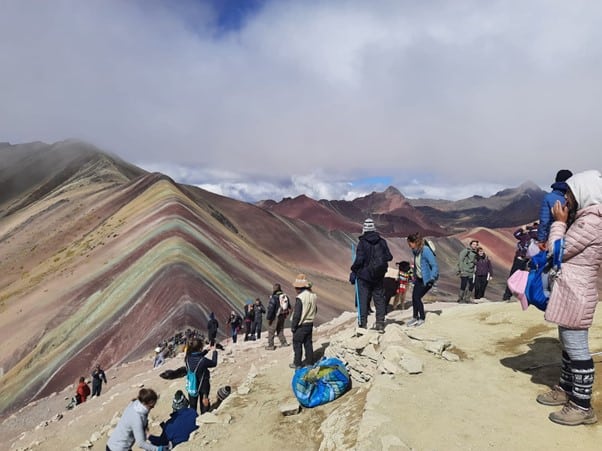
[1,0,601,202]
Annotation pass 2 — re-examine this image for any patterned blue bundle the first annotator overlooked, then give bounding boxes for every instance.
[291,357,351,408]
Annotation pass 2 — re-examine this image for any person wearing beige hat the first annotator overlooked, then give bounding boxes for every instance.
[289,274,317,369]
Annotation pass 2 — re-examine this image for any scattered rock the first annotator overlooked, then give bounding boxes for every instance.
[399,354,423,374]
[442,350,460,362]
[279,402,301,416]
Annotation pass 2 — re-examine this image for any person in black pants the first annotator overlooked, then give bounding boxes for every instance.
[91,364,107,397]
[289,274,317,369]
[184,339,218,414]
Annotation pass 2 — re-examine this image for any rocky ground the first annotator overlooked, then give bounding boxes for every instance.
[2,299,601,451]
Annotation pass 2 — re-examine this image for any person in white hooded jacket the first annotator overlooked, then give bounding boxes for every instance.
[106,388,170,451]
[535,170,602,426]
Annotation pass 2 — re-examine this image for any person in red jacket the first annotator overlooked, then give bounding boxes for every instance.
[76,376,91,404]
[67,376,91,409]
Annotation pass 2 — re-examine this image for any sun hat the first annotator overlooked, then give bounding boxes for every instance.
[293,273,311,288]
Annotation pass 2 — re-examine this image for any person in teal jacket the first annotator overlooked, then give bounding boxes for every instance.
[406,232,439,327]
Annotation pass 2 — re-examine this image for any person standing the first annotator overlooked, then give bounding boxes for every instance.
[91,363,107,397]
[350,218,393,331]
[265,283,290,350]
[252,298,266,339]
[456,239,478,303]
[207,312,219,346]
[473,247,493,300]
[536,170,602,426]
[227,311,242,344]
[184,339,218,415]
[289,274,317,369]
[243,301,255,341]
[406,233,439,327]
[502,227,531,301]
[538,169,573,245]
[106,388,164,451]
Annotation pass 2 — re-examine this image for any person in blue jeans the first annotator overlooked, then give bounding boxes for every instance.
[406,232,439,327]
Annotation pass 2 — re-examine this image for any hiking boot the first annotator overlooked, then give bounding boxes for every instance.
[537,386,569,406]
[265,345,276,351]
[548,401,598,426]
[406,318,418,327]
[289,363,302,369]
[373,322,385,334]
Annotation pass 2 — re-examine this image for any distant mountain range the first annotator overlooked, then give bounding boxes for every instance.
[258,183,544,235]
[0,140,540,417]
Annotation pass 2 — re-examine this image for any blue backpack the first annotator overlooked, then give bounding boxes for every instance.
[185,359,202,397]
[524,239,564,311]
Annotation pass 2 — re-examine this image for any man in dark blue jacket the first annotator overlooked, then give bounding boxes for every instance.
[350,218,393,331]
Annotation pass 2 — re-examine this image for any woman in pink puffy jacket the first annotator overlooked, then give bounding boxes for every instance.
[535,170,602,426]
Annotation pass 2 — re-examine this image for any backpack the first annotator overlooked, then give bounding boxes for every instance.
[424,238,436,256]
[185,358,203,397]
[278,293,291,315]
[367,240,391,280]
[507,238,564,311]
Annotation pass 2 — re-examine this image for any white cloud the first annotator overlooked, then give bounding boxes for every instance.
[1,0,601,196]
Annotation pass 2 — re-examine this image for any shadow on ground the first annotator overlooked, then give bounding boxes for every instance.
[499,336,561,388]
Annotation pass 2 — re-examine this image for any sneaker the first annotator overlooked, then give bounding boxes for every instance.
[265,345,276,351]
[413,319,425,327]
[280,342,290,347]
[406,318,418,327]
[537,386,569,406]
[549,401,598,426]
[289,363,301,369]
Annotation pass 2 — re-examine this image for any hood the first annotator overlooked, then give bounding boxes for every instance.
[133,399,149,415]
[361,231,382,244]
[567,170,602,210]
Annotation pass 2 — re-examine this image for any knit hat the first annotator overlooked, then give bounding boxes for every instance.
[555,169,573,183]
[172,390,189,411]
[293,273,311,288]
[362,218,376,233]
[217,386,231,402]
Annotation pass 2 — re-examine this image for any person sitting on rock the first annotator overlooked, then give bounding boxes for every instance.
[66,376,91,409]
[149,390,198,447]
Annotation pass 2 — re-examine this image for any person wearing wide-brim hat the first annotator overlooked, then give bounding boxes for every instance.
[289,274,317,369]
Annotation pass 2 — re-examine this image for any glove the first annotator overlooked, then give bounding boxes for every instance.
[349,272,356,285]
[425,280,434,289]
